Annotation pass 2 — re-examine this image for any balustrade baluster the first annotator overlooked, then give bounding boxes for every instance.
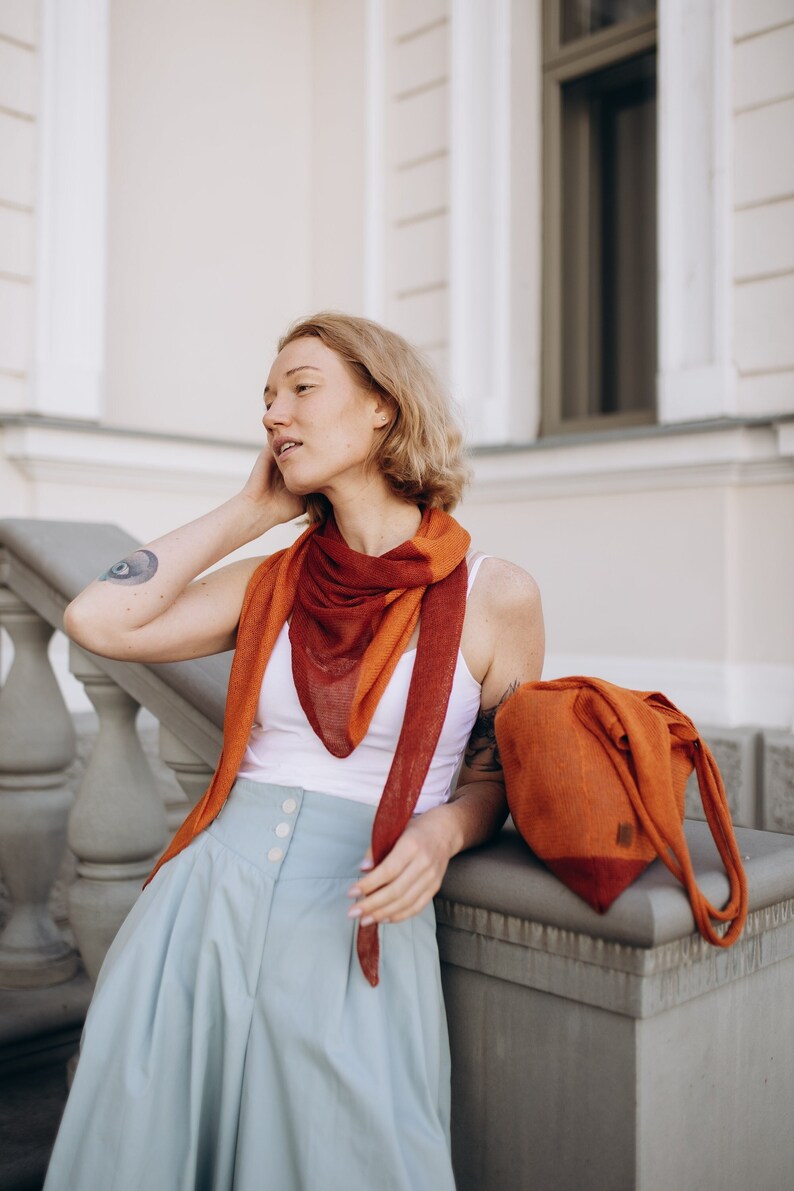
[0,588,78,988]
[67,645,167,983]
[159,724,214,824]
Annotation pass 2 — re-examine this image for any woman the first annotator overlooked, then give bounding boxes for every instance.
[44,312,544,1190]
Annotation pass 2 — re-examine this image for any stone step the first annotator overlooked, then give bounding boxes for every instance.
[0,972,92,1191]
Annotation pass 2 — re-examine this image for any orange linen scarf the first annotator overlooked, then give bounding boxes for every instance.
[144,506,471,985]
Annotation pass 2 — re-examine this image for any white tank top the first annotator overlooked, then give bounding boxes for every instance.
[237,554,489,812]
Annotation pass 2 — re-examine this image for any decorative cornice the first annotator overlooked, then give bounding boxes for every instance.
[542,654,794,730]
[1,420,255,493]
[435,896,794,1019]
[3,414,793,500]
[469,421,794,500]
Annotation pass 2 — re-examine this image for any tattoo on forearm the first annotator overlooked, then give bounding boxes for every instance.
[99,549,159,586]
[463,680,520,772]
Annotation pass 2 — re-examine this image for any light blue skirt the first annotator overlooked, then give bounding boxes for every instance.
[44,779,456,1191]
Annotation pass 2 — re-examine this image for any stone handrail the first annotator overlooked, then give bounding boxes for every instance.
[0,519,227,759]
[1,517,794,1190]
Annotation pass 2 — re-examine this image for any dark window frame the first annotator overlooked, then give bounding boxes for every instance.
[541,0,659,436]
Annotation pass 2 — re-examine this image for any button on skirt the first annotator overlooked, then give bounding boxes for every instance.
[43,779,456,1191]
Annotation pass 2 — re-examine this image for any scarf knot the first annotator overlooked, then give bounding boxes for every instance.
[291,510,468,758]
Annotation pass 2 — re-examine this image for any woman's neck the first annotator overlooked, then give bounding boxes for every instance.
[329,493,423,557]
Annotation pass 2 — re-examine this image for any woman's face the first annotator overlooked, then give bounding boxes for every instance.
[263,337,389,500]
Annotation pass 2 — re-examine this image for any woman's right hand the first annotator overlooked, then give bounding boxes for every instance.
[63,445,307,665]
[239,446,307,529]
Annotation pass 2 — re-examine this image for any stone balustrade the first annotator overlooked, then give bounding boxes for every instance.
[0,517,793,1190]
[0,520,229,995]
[0,586,77,989]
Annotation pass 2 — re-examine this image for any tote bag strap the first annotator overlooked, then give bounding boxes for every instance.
[619,731,748,947]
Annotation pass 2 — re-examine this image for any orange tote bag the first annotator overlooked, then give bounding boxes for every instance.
[494,676,748,947]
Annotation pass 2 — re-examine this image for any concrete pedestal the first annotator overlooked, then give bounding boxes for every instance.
[438,820,794,1191]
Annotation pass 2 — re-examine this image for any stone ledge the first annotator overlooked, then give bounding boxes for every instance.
[439,820,794,948]
[437,820,794,1019]
[437,897,794,1019]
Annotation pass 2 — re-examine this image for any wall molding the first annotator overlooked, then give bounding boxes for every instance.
[470,421,794,500]
[544,653,794,731]
[3,416,793,503]
[2,421,255,494]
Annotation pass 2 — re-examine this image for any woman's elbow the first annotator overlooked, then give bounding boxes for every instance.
[63,600,93,648]
[62,598,84,640]
[62,599,117,656]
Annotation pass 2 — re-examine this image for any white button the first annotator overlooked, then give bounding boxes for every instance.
[282,798,298,814]
[267,847,283,863]
[275,822,290,839]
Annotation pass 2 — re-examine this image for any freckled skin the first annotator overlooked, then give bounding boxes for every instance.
[263,339,387,504]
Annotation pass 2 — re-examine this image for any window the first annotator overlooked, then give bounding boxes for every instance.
[542,1,658,434]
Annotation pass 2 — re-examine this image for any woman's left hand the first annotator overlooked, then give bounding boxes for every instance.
[346,809,456,926]
[346,556,544,930]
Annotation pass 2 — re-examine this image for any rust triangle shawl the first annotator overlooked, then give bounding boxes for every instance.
[144,506,471,986]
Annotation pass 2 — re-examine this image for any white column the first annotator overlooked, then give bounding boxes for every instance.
[32,0,109,420]
[448,0,513,445]
[657,0,736,422]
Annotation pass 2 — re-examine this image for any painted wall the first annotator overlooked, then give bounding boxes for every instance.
[459,455,794,728]
[103,0,314,444]
[310,0,368,314]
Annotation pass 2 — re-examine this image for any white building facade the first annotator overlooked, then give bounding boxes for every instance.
[1,0,792,758]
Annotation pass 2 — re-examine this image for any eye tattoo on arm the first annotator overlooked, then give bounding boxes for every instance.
[98,549,159,586]
[463,679,520,772]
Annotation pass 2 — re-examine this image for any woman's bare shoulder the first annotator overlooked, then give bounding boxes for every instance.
[472,555,542,618]
[462,556,542,689]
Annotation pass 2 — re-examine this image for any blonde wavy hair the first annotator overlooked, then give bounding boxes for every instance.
[277,311,471,524]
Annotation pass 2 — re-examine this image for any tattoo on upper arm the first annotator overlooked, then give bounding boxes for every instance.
[99,549,158,586]
[463,680,520,772]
